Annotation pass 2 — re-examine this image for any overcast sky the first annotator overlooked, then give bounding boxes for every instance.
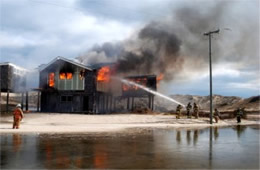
[0,0,259,98]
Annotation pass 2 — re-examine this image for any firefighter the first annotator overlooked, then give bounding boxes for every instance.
[13,104,24,129]
[193,103,199,119]
[176,104,183,119]
[186,102,192,118]
[214,108,220,123]
[236,108,244,123]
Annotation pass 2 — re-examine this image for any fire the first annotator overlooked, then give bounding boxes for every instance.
[156,74,164,82]
[59,72,73,80]
[122,78,147,91]
[59,73,66,80]
[67,73,73,79]
[97,66,111,82]
[48,72,55,87]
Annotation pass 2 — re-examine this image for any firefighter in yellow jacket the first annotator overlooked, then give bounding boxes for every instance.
[186,103,192,118]
[193,103,199,119]
[176,104,183,119]
[13,104,24,129]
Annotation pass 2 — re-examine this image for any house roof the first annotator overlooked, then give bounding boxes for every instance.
[39,56,93,72]
[0,62,28,72]
[89,62,115,70]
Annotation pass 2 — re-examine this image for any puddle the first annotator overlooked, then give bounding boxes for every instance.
[1,125,259,169]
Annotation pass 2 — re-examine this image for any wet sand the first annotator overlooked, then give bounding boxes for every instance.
[0,113,259,134]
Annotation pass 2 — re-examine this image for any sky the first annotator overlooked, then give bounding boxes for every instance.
[0,0,259,98]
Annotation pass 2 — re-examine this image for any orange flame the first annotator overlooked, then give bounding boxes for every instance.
[122,78,147,91]
[48,73,55,87]
[67,73,73,79]
[97,66,111,82]
[59,73,66,80]
[59,72,73,80]
[157,74,164,82]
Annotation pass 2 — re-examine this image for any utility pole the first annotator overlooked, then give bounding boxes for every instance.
[204,29,219,124]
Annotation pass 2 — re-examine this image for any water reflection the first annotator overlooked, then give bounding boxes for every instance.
[12,134,22,152]
[186,130,191,145]
[233,125,247,138]
[214,127,219,141]
[93,143,108,169]
[193,130,198,145]
[1,126,259,169]
[176,130,181,144]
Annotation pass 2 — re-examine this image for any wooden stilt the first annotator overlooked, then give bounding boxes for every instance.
[21,92,24,110]
[151,95,154,110]
[113,97,116,112]
[6,90,9,113]
[132,97,134,111]
[109,95,113,113]
[102,94,105,113]
[127,97,130,110]
[106,94,109,113]
[148,95,151,109]
[25,91,28,111]
[97,94,100,113]
[94,94,97,114]
[37,92,39,112]
[0,90,1,114]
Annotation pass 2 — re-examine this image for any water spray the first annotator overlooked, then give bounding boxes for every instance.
[120,78,185,107]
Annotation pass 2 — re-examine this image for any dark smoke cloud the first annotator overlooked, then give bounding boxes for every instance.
[116,24,183,80]
[78,1,259,81]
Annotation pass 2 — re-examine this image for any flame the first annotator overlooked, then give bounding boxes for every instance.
[59,72,73,80]
[59,73,66,80]
[122,78,147,91]
[48,72,55,87]
[157,74,164,82]
[79,70,85,80]
[67,73,73,79]
[97,66,111,82]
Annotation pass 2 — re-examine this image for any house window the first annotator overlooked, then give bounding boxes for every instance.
[60,96,73,102]
[67,96,72,101]
[79,70,85,80]
[59,72,73,80]
[67,73,73,80]
[59,73,66,80]
[48,73,55,87]
[61,96,67,102]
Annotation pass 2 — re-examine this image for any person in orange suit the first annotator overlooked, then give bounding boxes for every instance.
[13,104,24,129]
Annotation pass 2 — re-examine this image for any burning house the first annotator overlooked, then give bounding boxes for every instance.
[39,56,157,113]
[0,62,27,92]
[39,57,94,113]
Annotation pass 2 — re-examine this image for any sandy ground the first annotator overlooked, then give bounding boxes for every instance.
[0,113,259,134]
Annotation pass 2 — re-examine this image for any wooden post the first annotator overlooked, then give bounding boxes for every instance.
[93,94,96,114]
[0,89,1,114]
[21,92,24,110]
[109,95,113,113]
[113,97,116,112]
[132,97,134,111]
[127,97,130,110]
[6,90,9,113]
[106,94,109,113]
[25,91,29,111]
[148,95,151,109]
[151,95,154,111]
[102,94,105,113]
[37,91,40,112]
[96,93,99,114]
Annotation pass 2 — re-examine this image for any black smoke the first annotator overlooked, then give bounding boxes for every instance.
[78,1,259,81]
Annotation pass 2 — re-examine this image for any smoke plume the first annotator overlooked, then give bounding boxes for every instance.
[77,1,259,81]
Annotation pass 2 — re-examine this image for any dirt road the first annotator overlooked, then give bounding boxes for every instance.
[0,113,259,134]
